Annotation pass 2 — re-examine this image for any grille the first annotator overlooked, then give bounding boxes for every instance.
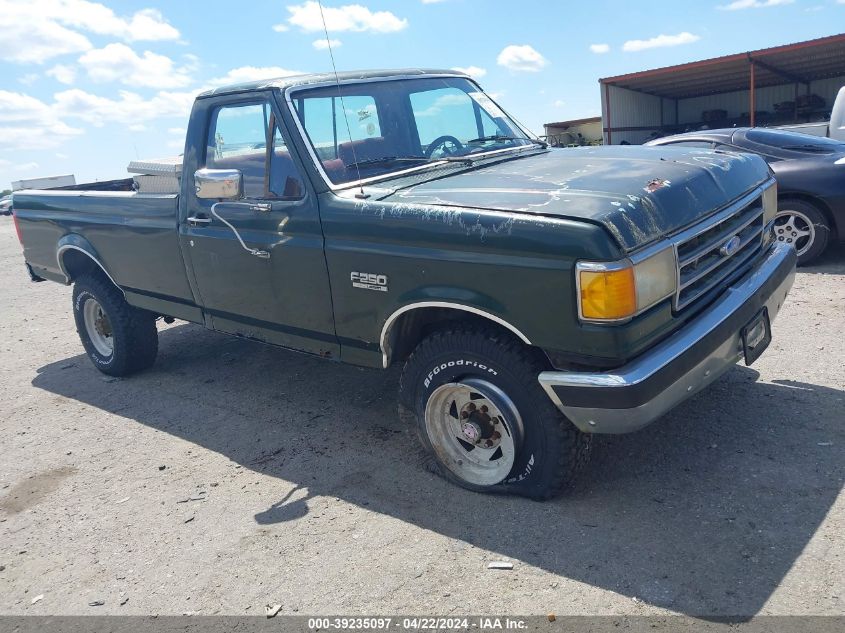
[674,194,765,312]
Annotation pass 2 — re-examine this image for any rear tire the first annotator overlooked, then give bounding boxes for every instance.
[775,199,830,266]
[72,274,158,376]
[398,325,591,500]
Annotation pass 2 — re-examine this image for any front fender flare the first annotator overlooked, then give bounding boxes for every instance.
[379,292,532,369]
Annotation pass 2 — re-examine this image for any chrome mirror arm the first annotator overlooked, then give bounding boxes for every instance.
[210,202,271,259]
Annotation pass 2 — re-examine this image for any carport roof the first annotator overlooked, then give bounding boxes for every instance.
[600,33,845,100]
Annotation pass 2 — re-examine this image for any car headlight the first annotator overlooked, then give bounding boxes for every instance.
[762,181,778,245]
[576,246,677,322]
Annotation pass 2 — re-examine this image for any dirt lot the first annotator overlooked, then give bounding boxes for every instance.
[0,218,843,617]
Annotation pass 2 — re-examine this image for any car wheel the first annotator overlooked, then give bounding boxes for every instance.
[398,324,592,499]
[73,274,159,376]
[774,199,830,266]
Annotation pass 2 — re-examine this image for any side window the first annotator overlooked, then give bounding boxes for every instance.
[269,125,305,199]
[206,102,305,200]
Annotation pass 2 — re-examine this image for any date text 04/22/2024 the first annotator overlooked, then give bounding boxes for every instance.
[306,617,529,630]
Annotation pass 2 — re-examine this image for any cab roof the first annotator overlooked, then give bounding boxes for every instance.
[197,68,466,98]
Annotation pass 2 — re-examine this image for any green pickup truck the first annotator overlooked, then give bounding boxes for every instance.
[13,69,796,499]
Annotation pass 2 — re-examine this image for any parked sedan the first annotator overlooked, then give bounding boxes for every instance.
[646,128,845,265]
[0,196,12,216]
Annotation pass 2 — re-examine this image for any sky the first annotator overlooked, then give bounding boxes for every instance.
[1,0,844,189]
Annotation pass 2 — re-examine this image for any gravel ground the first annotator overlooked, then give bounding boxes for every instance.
[0,218,842,617]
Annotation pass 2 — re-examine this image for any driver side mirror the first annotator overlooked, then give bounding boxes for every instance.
[194,168,243,200]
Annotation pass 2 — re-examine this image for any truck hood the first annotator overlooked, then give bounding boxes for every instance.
[381,146,771,252]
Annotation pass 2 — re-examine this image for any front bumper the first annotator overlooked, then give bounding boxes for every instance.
[538,242,797,433]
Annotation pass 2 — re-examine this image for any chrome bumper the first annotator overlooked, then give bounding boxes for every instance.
[538,242,797,434]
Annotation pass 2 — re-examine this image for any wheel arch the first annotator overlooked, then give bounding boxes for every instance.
[57,236,123,295]
[380,302,532,369]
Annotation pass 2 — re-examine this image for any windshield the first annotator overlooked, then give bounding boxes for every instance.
[289,77,536,186]
[746,128,845,154]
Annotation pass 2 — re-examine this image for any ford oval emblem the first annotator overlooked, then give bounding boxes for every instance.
[719,235,742,257]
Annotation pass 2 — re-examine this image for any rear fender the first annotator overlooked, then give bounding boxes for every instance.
[56,234,123,294]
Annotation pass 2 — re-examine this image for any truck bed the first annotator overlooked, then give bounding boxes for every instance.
[13,188,194,309]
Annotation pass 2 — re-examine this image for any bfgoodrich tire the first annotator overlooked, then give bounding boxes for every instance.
[398,325,591,500]
[72,274,158,377]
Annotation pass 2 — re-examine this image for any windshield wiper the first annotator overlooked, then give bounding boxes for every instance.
[427,155,475,165]
[466,134,548,148]
[345,156,428,169]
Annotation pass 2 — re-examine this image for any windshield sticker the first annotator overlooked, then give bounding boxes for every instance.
[467,92,507,120]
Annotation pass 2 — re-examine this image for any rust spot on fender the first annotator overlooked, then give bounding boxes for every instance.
[644,178,671,193]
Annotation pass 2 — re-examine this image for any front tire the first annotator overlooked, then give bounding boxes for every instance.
[775,199,830,266]
[72,274,158,376]
[398,325,591,499]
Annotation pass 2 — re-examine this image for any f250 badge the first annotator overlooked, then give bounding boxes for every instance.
[351,271,388,292]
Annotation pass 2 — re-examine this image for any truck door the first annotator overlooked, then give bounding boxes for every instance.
[179,93,338,357]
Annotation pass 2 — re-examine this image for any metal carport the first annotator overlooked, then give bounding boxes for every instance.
[599,33,845,144]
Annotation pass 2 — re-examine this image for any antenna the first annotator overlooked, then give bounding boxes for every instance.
[316,0,367,198]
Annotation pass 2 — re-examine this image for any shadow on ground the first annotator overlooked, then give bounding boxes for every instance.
[32,324,844,617]
[800,241,845,275]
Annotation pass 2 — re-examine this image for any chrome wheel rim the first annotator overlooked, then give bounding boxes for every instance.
[424,380,518,486]
[83,298,113,356]
[774,210,815,257]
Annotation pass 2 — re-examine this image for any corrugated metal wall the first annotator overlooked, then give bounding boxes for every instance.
[602,73,845,144]
[678,75,845,124]
[600,85,666,145]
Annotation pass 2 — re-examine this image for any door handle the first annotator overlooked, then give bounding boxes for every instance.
[186,215,212,226]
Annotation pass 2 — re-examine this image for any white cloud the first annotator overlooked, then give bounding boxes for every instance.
[273,23,290,32]
[207,66,304,87]
[497,45,548,72]
[2,0,179,40]
[313,38,342,50]
[128,124,148,132]
[421,0,448,3]
[718,0,793,9]
[78,43,191,89]
[589,43,610,54]
[15,161,39,171]
[451,65,486,79]
[46,64,77,85]
[281,1,407,33]
[0,90,84,150]
[18,74,39,85]
[553,100,565,108]
[622,32,700,52]
[0,0,179,64]
[53,88,197,125]
[0,18,92,63]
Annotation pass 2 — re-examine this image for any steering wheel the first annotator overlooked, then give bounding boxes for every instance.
[425,135,465,159]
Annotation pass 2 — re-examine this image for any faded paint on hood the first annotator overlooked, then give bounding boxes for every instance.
[381,146,771,252]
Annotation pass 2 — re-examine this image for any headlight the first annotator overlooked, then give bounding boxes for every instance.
[576,246,676,322]
[762,181,777,225]
[762,181,778,245]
